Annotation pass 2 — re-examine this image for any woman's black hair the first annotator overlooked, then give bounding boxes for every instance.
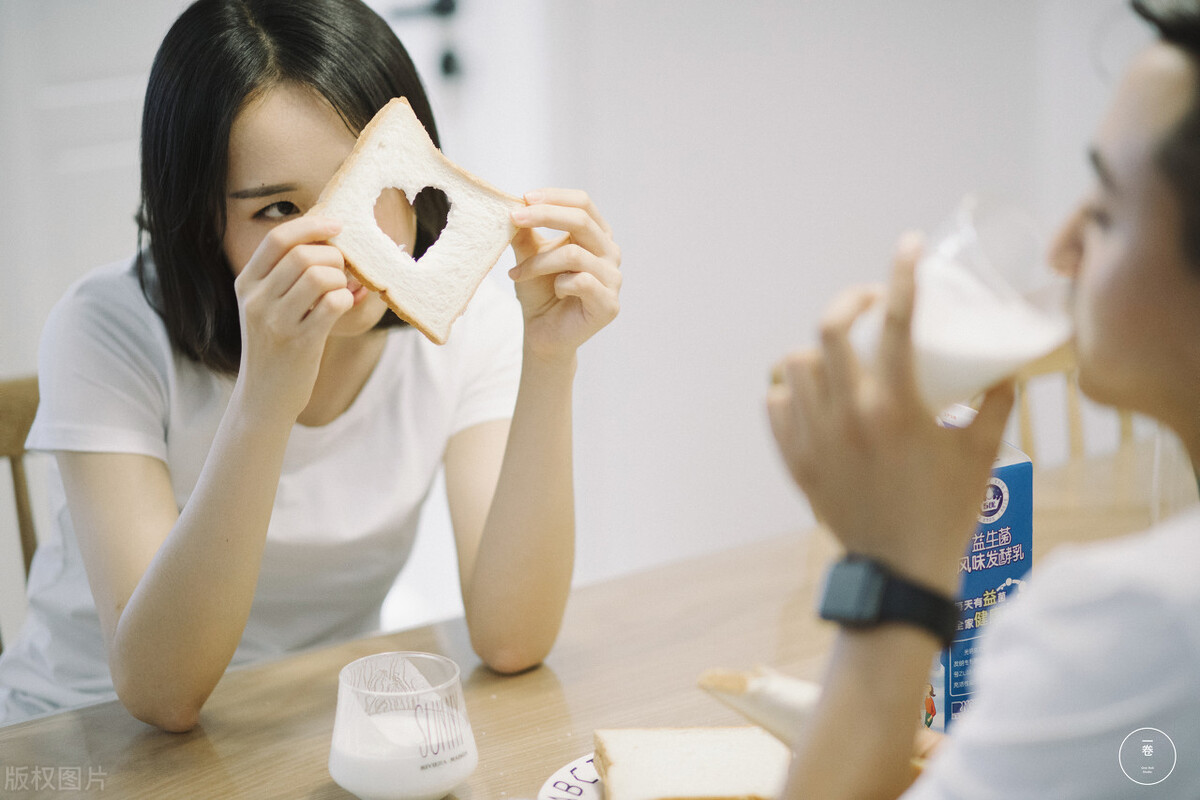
[1132,0,1200,268]
[136,0,447,373]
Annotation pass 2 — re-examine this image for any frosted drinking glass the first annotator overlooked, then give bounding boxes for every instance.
[329,652,478,800]
[850,196,1072,413]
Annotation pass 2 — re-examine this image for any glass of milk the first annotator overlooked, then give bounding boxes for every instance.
[329,652,478,800]
[849,195,1073,413]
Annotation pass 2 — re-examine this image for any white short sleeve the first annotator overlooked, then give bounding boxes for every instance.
[26,261,172,460]
[445,277,523,434]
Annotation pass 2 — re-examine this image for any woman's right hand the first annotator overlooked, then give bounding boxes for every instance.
[232,216,354,422]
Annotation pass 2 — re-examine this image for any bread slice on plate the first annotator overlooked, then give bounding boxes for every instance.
[308,97,524,344]
[593,726,791,800]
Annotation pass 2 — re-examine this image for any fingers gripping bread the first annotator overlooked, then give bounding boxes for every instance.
[308,97,524,344]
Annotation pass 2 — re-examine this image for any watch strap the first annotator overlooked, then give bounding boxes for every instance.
[819,556,958,647]
[878,568,958,647]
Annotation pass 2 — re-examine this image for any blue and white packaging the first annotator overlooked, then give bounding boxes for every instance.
[926,405,1033,732]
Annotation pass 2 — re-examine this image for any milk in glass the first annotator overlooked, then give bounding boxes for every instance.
[850,210,1072,412]
[329,652,477,800]
[329,708,477,800]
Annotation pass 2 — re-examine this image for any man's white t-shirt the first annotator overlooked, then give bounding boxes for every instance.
[908,507,1200,799]
[0,257,523,724]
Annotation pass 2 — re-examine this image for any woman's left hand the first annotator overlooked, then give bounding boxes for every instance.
[508,188,622,362]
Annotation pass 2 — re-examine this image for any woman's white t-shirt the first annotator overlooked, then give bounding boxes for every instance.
[0,257,522,723]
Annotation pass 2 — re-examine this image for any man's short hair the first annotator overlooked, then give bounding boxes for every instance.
[1133,0,1200,268]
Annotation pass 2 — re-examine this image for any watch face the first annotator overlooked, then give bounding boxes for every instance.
[820,559,885,624]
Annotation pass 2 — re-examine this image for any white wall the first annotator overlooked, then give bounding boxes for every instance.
[545,0,1147,587]
[0,0,193,650]
[0,1,1151,639]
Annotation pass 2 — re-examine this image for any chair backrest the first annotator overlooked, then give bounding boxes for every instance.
[1012,342,1133,465]
[0,375,39,655]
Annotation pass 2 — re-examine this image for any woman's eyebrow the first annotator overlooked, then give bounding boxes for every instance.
[228,183,298,199]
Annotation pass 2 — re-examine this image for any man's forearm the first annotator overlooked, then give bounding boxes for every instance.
[786,625,941,800]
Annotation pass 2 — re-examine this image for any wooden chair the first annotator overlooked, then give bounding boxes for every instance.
[1011,341,1162,548]
[1011,341,1133,465]
[0,375,39,655]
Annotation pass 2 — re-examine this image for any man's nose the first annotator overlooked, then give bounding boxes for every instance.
[1048,205,1086,280]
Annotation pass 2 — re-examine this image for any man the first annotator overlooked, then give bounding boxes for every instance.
[768,1,1200,797]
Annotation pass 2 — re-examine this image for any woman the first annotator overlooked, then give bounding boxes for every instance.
[0,0,620,732]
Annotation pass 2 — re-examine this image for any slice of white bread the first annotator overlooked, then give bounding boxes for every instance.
[593,727,791,800]
[308,97,524,344]
[697,667,821,749]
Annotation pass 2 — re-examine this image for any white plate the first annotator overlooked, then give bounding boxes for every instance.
[537,752,602,799]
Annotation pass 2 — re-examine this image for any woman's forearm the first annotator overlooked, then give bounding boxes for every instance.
[464,350,577,673]
[109,388,294,730]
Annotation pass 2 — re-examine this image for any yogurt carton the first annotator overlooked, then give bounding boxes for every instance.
[926,406,1033,732]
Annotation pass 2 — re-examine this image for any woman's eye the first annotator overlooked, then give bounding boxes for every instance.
[255,200,301,221]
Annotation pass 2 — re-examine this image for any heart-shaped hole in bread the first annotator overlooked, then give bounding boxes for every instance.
[372,186,450,252]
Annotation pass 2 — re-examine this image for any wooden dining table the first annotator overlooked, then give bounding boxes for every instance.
[0,441,1179,799]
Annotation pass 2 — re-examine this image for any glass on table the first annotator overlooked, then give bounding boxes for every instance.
[329,651,478,800]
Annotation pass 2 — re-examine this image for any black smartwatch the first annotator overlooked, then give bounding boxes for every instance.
[818,555,958,647]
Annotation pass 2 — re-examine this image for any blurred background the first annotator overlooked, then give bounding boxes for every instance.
[0,0,1152,641]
